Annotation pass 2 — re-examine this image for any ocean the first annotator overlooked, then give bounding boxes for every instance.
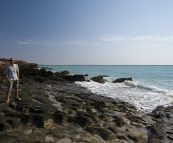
[39,65,173,113]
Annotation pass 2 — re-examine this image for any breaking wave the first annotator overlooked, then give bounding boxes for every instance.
[76,80,173,113]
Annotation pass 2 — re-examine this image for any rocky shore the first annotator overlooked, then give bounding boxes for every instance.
[0,58,173,143]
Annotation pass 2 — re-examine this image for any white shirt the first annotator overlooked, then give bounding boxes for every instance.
[5,64,19,80]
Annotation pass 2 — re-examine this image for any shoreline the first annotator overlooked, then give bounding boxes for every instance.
[0,59,173,142]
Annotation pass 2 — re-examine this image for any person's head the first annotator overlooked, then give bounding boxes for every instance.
[9,58,15,65]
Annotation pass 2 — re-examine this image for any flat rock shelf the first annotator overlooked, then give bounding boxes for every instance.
[1,58,173,143]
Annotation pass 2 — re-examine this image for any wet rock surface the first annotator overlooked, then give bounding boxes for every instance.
[147,106,173,143]
[0,58,173,143]
[113,78,132,83]
[0,81,153,143]
[91,76,108,84]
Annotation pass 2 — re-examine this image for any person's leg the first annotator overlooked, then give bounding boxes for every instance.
[15,89,21,100]
[6,80,13,103]
[15,80,21,100]
[6,91,11,103]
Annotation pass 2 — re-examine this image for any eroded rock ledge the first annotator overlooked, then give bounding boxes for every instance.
[0,81,153,143]
[0,58,172,143]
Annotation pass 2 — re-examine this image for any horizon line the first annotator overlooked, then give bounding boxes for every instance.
[38,64,173,66]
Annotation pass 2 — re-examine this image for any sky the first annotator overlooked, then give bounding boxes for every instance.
[1,0,173,65]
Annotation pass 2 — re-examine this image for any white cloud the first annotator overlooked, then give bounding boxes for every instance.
[153,36,173,41]
[61,39,86,45]
[15,40,30,44]
[100,35,173,42]
[25,39,41,44]
[100,35,125,41]
[15,38,52,45]
[15,38,86,47]
[129,36,154,41]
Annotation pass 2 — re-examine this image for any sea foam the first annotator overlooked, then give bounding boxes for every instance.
[76,80,173,113]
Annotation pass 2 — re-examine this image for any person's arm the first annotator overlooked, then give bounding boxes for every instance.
[16,65,20,80]
[5,66,10,81]
[6,73,10,81]
[17,72,20,80]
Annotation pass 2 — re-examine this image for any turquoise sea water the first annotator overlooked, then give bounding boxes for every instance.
[39,65,173,112]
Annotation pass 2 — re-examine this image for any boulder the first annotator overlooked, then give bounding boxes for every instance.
[91,76,106,83]
[60,70,70,76]
[113,77,132,83]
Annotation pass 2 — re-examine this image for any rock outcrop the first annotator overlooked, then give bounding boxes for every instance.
[113,77,132,83]
[91,75,108,83]
[0,59,85,83]
[0,58,37,67]
[147,106,173,143]
[0,81,153,143]
[63,75,85,82]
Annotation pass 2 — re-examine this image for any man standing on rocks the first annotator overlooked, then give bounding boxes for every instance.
[5,58,21,103]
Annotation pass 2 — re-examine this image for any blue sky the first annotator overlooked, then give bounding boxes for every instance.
[1,0,173,65]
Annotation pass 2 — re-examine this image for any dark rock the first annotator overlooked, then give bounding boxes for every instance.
[41,67,52,70]
[91,76,106,83]
[78,112,102,126]
[87,126,116,140]
[60,70,70,76]
[148,105,173,143]
[63,74,85,82]
[9,101,18,109]
[113,77,132,83]
[0,79,159,142]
